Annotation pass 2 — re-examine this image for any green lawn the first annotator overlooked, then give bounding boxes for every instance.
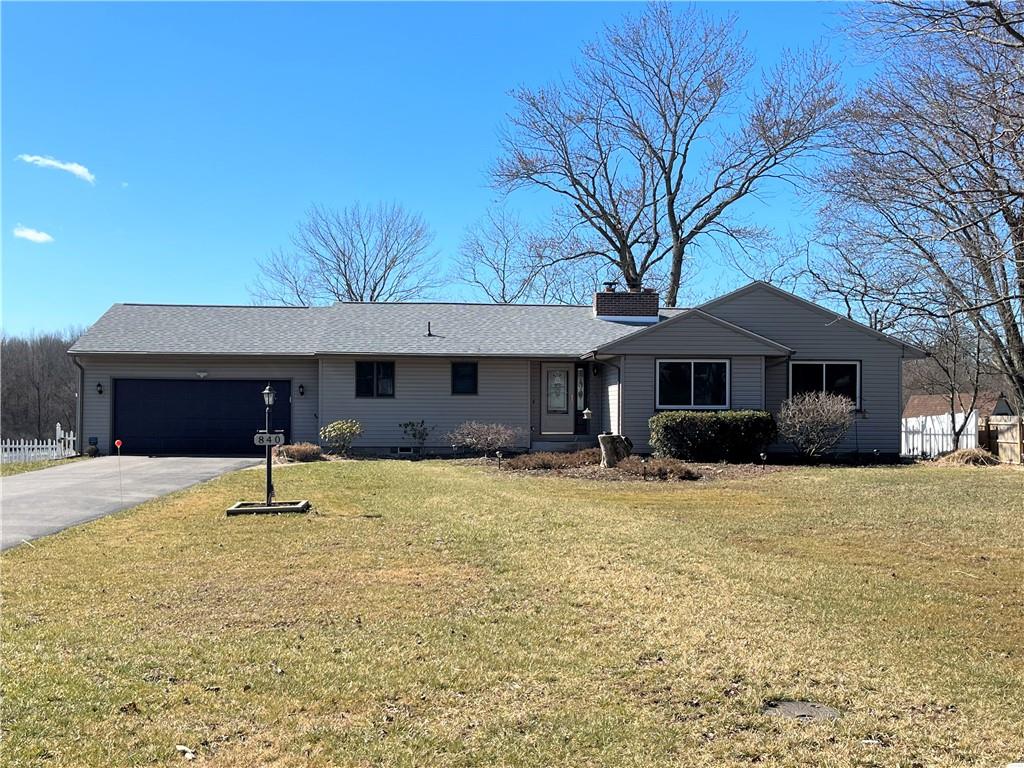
[0,456,84,477]
[2,461,1022,767]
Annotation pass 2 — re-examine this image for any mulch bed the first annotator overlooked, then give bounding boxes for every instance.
[508,462,788,483]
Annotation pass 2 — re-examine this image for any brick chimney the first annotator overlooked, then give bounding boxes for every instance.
[593,284,660,322]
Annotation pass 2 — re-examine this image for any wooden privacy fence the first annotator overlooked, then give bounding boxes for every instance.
[0,423,77,464]
[983,416,1024,465]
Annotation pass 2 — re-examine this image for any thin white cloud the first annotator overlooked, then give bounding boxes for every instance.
[17,153,95,184]
[13,225,54,244]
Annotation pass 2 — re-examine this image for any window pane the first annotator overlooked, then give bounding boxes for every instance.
[451,362,478,395]
[547,369,568,413]
[355,361,375,397]
[576,368,586,411]
[825,363,857,404]
[658,362,692,407]
[693,362,727,406]
[376,362,395,397]
[791,363,824,396]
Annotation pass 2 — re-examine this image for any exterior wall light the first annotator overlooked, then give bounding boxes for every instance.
[96,382,103,395]
[298,384,305,397]
[582,407,592,420]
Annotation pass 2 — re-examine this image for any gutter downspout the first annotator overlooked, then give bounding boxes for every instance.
[72,355,85,454]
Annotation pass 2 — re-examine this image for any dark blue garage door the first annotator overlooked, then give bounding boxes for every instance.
[112,379,291,455]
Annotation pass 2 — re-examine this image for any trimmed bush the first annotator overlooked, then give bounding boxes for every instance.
[777,393,853,458]
[447,422,523,455]
[275,442,323,462]
[618,456,700,481]
[648,410,776,462]
[504,449,601,470]
[320,419,363,455]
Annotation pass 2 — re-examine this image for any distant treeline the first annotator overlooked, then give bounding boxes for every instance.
[1,330,81,441]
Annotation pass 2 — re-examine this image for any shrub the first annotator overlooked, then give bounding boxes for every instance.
[399,420,433,448]
[618,456,700,481]
[648,410,776,462]
[447,422,523,455]
[504,449,601,470]
[319,419,363,455]
[275,442,322,462]
[777,392,854,458]
[935,447,999,466]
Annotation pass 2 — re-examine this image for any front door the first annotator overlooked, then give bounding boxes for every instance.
[541,363,574,434]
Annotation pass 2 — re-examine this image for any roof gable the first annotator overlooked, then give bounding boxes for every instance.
[594,308,792,356]
[698,282,927,358]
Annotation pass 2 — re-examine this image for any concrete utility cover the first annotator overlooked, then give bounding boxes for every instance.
[763,700,841,721]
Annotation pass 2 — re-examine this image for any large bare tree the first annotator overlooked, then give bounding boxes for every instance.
[492,2,843,305]
[807,0,1024,408]
[251,203,439,305]
[454,208,624,304]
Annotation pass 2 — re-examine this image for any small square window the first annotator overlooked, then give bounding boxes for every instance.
[355,361,395,398]
[451,362,478,395]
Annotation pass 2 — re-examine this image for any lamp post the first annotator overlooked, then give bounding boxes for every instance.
[262,383,275,506]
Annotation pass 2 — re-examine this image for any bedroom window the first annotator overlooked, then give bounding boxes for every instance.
[789,361,859,408]
[355,361,395,398]
[656,359,729,409]
[451,362,478,395]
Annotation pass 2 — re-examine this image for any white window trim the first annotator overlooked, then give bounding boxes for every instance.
[655,358,731,410]
[788,360,861,409]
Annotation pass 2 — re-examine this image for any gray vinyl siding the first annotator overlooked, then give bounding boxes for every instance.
[75,355,319,453]
[703,285,908,453]
[599,312,786,356]
[601,357,621,434]
[619,355,765,452]
[319,356,531,449]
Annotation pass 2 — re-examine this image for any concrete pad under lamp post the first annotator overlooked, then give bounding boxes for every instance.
[226,382,311,516]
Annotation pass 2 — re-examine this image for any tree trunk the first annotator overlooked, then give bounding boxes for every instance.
[665,239,684,307]
[598,433,633,468]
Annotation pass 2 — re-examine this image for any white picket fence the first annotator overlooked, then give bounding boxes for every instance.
[0,423,77,464]
[900,411,978,457]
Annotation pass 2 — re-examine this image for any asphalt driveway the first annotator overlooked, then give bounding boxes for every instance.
[0,456,258,551]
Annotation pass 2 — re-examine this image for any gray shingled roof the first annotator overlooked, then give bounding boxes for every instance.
[70,302,686,357]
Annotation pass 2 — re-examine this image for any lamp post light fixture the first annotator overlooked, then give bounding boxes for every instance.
[640,455,648,481]
[759,452,767,470]
[262,383,276,506]
[495,450,503,470]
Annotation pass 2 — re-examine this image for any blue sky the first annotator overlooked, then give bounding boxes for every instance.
[2,1,860,334]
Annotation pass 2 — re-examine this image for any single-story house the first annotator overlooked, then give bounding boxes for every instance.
[901,391,1016,456]
[69,281,925,457]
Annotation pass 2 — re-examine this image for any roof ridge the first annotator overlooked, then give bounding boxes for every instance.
[118,303,315,309]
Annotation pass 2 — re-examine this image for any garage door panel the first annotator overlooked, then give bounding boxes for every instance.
[112,379,291,455]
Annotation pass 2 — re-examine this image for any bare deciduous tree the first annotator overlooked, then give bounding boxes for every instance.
[806,0,1024,409]
[492,2,843,305]
[455,209,541,304]
[1,330,81,440]
[251,203,439,305]
[455,209,624,304]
